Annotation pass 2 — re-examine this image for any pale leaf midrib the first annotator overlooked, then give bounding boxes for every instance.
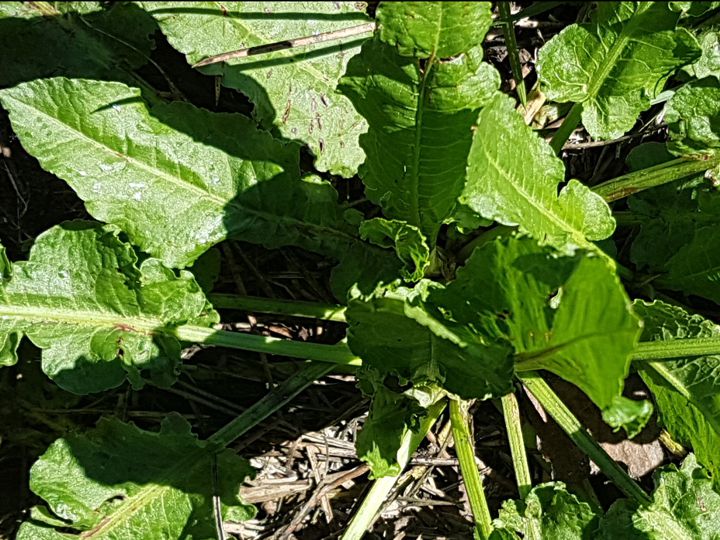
[5,94,227,205]
[0,302,160,333]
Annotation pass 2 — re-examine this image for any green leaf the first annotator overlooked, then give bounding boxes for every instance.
[628,177,715,271]
[377,1,493,59]
[0,222,218,394]
[435,235,642,420]
[684,31,720,81]
[359,218,430,281]
[492,482,600,539]
[0,78,400,298]
[347,280,515,400]
[16,414,255,539]
[669,1,720,17]
[666,78,720,156]
[634,300,720,486]
[141,1,371,177]
[0,2,157,89]
[339,36,499,242]
[459,94,615,252]
[600,454,720,539]
[537,2,700,139]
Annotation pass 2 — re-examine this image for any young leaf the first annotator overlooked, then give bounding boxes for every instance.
[347,280,515,400]
[683,31,720,81]
[459,94,615,252]
[377,2,493,59]
[0,2,157,89]
[16,414,255,539]
[492,482,600,539]
[666,78,720,156]
[434,235,642,423]
[359,218,430,281]
[599,454,720,539]
[339,36,499,242]
[0,78,400,297]
[140,1,371,177]
[634,300,720,486]
[0,222,218,394]
[537,2,700,139]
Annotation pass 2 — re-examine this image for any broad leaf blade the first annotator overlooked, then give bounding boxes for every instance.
[460,94,615,252]
[666,78,720,156]
[141,1,370,176]
[600,454,720,539]
[377,2,492,59]
[435,235,642,419]
[347,281,515,400]
[537,2,700,139]
[17,414,255,539]
[492,482,600,539]
[0,2,156,89]
[0,222,217,394]
[0,78,399,297]
[339,36,499,242]
[635,300,720,486]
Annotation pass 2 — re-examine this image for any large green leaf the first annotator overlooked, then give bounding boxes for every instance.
[377,2,492,59]
[17,414,255,539]
[141,1,371,177]
[491,482,600,539]
[434,235,642,419]
[666,78,720,156]
[0,78,400,297]
[339,29,499,242]
[347,280,514,400]
[635,300,720,486]
[684,31,720,81]
[0,222,217,394]
[599,454,720,539]
[0,2,156,89]
[460,93,615,252]
[537,2,700,139]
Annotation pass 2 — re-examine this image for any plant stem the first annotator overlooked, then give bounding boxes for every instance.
[208,362,333,448]
[498,2,527,106]
[593,154,720,202]
[449,399,494,539]
[519,372,651,504]
[173,324,361,366]
[501,393,532,499]
[549,102,583,154]
[631,337,720,361]
[342,400,446,540]
[209,293,347,322]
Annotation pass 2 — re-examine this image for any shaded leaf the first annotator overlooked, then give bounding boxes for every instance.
[347,280,514,400]
[492,482,600,539]
[17,414,255,539]
[600,454,720,539]
[0,78,400,298]
[538,2,700,139]
[360,218,430,281]
[635,300,720,486]
[459,94,615,252]
[0,2,156,89]
[434,235,642,423]
[0,222,217,394]
[339,36,499,242]
[142,1,371,176]
[377,1,492,59]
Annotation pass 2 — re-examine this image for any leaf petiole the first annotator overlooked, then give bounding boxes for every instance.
[519,372,651,504]
[501,392,532,499]
[449,399,494,539]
